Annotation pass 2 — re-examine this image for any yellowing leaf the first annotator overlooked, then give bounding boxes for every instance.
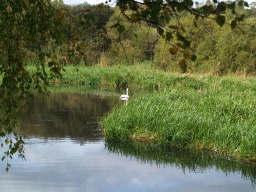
[130,13,140,22]
[179,59,187,73]
[169,47,178,55]
[5,139,9,145]
[18,148,23,154]
[97,3,105,10]
[18,70,25,75]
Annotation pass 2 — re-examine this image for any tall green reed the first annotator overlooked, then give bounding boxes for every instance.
[103,80,256,162]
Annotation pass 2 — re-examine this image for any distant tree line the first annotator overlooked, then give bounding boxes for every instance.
[41,1,256,76]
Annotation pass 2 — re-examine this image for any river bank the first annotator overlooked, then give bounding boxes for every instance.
[50,63,256,162]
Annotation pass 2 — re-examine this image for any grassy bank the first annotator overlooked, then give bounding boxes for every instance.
[54,62,209,90]
[29,63,256,162]
[96,64,256,162]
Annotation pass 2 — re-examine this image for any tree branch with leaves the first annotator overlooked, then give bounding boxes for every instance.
[111,0,249,72]
[0,0,68,171]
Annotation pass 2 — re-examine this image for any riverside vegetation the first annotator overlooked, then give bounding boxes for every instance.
[45,62,256,163]
[1,0,256,171]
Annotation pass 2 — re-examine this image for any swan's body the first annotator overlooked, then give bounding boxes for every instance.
[120,88,129,100]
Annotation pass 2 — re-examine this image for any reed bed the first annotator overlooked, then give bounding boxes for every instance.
[57,63,209,90]
[102,76,256,162]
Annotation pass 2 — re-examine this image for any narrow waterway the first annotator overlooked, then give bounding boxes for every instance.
[0,92,255,192]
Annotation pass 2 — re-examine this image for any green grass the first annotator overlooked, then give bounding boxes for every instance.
[26,63,256,162]
[101,70,256,162]
[54,62,210,90]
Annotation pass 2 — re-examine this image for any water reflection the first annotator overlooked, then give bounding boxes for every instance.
[18,92,122,143]
[106,140,256,187]
[0,92,255,192]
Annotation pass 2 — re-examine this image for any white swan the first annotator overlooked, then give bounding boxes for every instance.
[120,88,129,100]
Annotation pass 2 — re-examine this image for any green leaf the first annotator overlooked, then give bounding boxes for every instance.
[183,39,191,48]
[238,0,243,7]
[157,27,165,37]
[244,1,249,7]
[217,2,227,12]
[191,55,197,61]
[227,2,236,10]
[183,0,193,7]
[200,4,215,15]
[117,24,125,34]
[166,32,173,41]
[177,33,191,48]
[230,20,236,29]
[0,132,5,137]
[216,15,226,27]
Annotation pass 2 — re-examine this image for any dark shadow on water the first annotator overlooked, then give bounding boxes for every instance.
[106,140,256,186]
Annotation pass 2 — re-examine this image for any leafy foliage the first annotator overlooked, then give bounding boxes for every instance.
[0,0,67,170]
[113,0,248,57]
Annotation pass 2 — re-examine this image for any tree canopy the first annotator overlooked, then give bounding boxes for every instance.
[111,0,250,70]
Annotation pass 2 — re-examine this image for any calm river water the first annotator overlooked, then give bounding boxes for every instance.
[0,92,256,192]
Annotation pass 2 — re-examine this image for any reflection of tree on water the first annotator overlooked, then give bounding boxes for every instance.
[106,140,256,186]
[18,92,121,144]
[1,92,120,171]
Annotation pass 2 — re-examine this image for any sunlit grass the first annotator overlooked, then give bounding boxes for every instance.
[55,62,216,91]
[102,75,256,162]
